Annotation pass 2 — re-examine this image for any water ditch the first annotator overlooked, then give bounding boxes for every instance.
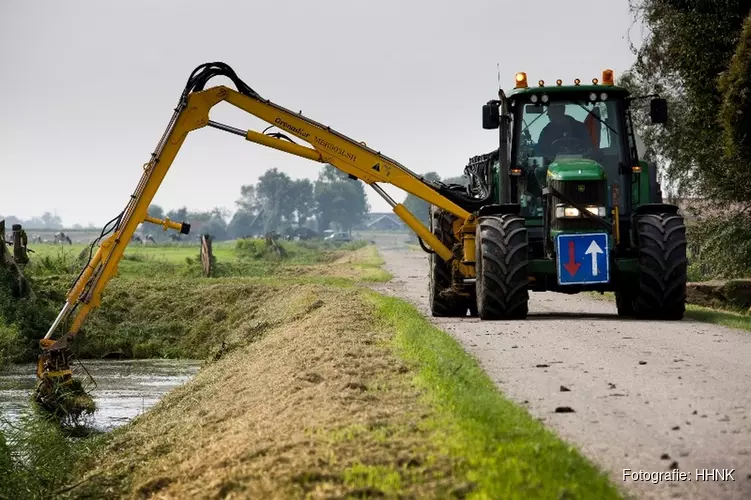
[0,359,202,431]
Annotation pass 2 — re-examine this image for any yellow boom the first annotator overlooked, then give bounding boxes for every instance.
[37,62,479,383]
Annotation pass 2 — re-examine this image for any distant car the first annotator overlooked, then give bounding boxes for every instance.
[325,232,351,242]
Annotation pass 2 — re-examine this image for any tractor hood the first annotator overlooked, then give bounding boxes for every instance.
[547,157,606,182]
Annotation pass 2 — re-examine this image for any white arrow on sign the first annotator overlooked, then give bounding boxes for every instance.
[585,240,604,276]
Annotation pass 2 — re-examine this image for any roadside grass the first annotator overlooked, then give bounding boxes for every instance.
[590,292,751,333]
[370,292,624,500]
[55,284,623,499]
[4,240,625,498]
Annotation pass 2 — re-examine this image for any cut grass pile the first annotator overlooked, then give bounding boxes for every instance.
[63,286,461,498]
[34,378,97,426]
[60,285,623,499]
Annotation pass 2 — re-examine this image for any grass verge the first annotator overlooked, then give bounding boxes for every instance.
[589,292,751,333]
[370,292,624,499]
[49,285,623,499]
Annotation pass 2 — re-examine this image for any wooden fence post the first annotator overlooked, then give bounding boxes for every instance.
[200,234,214,277]
[0,220,34,299]
[12,224,29,265]
[0,219,6,263]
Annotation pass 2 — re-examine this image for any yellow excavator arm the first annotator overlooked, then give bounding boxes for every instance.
[37,62,480,382]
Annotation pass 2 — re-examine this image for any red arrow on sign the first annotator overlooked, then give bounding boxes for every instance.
[563,240,581,276]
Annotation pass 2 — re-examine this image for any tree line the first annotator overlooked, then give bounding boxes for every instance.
[148,164,370,240]
[622,0,751,278]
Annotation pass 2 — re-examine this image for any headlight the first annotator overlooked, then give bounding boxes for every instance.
[589,92,597,101]
[530,94,539,103]
[586,206,607,217]
[555,206,580,218]
[555,205,607,218]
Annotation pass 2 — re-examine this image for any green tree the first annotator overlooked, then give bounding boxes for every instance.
[402,172,442,227]
[235,185,260,213]
[623,0,751,278]
[314,165,369,232]
[227,210,260,238]
[148,204,165,220]
[166,207,189,223]
[718,12,751,182]
[255,168,295,233]
[290,179,315,227]
[187,208,229,240]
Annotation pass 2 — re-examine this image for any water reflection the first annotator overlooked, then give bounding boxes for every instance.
[0,359,202,431]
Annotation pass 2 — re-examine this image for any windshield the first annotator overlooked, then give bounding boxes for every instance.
[513,98,626,216]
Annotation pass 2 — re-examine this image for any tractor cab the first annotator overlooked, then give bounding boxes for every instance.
[482,69,668,259]
[509,84,628,219]
[470,68,685,321]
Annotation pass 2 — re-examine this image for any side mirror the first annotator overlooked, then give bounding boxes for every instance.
[650,98,668,124]
[483,103,500,129]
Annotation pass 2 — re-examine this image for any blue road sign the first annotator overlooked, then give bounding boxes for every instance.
[556,232,610,285]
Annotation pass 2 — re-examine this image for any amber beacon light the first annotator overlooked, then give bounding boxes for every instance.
[602,69,615,86]
[515,72,528,89]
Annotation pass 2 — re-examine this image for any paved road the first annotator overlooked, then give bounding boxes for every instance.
[372,240,751,500]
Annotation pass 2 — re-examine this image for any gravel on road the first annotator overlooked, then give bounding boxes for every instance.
[372,242,751,500]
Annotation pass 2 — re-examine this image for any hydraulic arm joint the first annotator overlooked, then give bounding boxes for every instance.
[143,214,191,235]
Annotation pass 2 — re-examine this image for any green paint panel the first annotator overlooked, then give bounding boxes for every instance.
[615,258,639,272]
[547,158,606,181]
[528,259,556,274]
[510,85,629,96]
[638,160,651,206]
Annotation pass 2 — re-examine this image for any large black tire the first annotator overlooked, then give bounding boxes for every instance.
[475,214,529,320]
[615,287,636,317]
[429,207,469,317]
[627,212,688,320]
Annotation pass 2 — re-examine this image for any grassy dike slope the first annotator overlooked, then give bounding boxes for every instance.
[58,245,622,499]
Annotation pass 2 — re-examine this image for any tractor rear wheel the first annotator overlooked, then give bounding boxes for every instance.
[429,207,469,317]
[475,214,529,320]
[630,212,688,320]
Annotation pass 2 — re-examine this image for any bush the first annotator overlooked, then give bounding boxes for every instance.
[0,267,67,363]
[687,212,751,280]
[0,412,103,500]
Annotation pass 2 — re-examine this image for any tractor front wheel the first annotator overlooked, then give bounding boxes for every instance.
[629,212,688,320]
[429,207,469,317]
[475,214,529,320]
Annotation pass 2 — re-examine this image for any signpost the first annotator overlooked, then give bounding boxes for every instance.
[556,232,610,285]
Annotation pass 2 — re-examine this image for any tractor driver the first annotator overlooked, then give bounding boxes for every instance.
[537,103,591,160]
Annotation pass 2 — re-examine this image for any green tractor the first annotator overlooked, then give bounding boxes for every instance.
[428,69,687,320]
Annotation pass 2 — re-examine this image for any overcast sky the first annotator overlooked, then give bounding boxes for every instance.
[1,0,644,227]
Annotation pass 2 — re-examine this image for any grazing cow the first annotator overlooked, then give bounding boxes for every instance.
[53,232,72,245]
